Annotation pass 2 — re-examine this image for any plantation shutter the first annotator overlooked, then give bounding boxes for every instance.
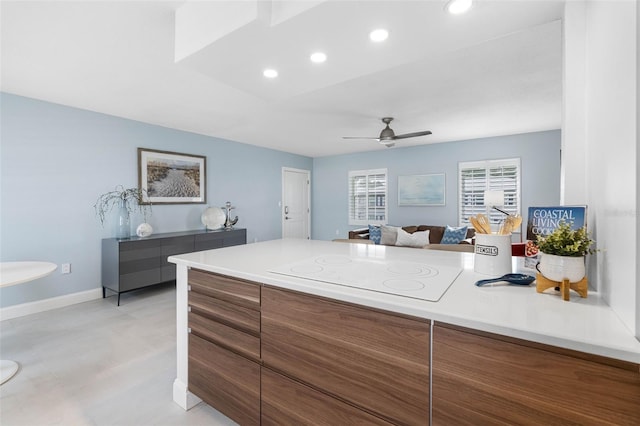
[348,169,387,226]
[459,159,521,230]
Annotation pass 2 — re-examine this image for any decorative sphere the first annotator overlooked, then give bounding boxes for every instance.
[136,223,153,237]
[201,207,226,230]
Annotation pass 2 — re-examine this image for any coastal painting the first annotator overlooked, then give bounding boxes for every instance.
[138,148,206,204]
[398,173,445,206]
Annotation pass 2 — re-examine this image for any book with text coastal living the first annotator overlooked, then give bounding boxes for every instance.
[524,206,587,270]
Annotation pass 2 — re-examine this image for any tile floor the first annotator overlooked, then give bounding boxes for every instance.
[0,283,236,425]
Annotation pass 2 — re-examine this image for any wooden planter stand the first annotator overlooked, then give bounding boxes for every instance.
[536,273,588,301]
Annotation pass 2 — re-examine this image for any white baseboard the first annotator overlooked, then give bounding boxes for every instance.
[0,288,103,321]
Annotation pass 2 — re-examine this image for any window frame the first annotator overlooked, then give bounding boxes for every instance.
[458,158,521,232]
[348,168,388,226]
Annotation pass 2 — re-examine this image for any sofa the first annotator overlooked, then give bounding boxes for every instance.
[348,225,476,252]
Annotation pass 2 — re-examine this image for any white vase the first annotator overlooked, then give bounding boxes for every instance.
[537,252,586,283]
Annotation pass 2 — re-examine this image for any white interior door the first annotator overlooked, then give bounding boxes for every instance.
[282,168,310,239]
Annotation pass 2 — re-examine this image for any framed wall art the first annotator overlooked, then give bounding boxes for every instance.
[398,173,445,206]
[138,148,206,204]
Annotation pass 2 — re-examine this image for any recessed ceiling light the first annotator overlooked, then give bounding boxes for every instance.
[310,52,327,63]
[263,68,278,78]
[445,0,473,15]
[369,29,389,42]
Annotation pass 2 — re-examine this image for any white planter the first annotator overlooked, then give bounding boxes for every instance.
[537,253,586,283]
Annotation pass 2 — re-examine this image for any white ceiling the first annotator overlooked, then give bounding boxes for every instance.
[1,0,564,158]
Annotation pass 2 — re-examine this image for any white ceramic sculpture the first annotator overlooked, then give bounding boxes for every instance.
[136,223,153,238]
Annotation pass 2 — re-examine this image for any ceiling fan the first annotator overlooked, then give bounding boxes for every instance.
[342,117,432,147]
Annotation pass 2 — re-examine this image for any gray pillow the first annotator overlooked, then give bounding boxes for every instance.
[380,225,398,245]
[396,228,430,248]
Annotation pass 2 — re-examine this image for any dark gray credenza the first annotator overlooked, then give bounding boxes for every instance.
[101,228,246,305]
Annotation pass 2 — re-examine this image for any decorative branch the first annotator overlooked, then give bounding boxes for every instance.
[94,185,152,226]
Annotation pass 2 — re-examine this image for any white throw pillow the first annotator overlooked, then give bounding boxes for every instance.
[395,228,430,248]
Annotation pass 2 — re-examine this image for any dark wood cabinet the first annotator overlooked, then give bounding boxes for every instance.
[189,333,260,425]
[431,323,640,425]
[187,269,261,425]
[178,268,640,425]
[261,367,393,426]
[102,228,246,305]
[261,286,431,426]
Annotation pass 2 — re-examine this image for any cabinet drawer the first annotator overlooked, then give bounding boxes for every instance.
[189,311,260,361]
[194,232,224,251]
[161,236,194,266]
[189,291,260,335]
[432,324,640,425]
[223,229,247,247]
[189,269,260,310]
[262,286,430,426]
[192,229,247,251]
[189,334,260,426]
[261,367,392,426]
[118,240,161,275]
[119,269,162,292]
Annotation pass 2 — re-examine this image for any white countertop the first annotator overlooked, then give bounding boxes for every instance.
[169,239,640,364]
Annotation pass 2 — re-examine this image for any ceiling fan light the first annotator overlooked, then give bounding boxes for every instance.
[369,29,389,42]
[263,68,278,78]
[446,0,473,15]
[310,52,327,63]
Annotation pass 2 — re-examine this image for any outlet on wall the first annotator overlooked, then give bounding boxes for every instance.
[61,263,71,274]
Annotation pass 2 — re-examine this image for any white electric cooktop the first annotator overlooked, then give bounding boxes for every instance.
[269,254,462,302]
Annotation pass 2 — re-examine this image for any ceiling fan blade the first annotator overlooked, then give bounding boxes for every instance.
[381,141,395,148]
[392,130,432,140]
[342,136,381,140]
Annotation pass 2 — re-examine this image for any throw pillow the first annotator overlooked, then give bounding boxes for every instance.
[368,225,382,244]
[395,228,430,248]
[380,225,399,245]
[441,225,468,244]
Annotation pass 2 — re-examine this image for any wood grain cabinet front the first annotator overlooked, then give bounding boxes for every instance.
[189,334,260,426]
[261,367,393,426]
[432,324,640,425]
[261,286,430,426]
[187,269,261,425]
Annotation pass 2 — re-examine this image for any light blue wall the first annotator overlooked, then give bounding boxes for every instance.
[0,93,312,307]
[312,130,561,241]
[0,93,560,308]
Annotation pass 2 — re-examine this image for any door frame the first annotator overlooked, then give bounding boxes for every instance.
[281,167,311,239]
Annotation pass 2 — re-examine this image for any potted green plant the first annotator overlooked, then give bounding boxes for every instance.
[536,221,596,282]
[94,185,152,239]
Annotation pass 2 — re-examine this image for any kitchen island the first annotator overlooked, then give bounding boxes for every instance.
[170,239,640,425]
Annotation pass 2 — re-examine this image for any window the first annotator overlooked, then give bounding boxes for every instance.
[458,158,521,230]
[348,168,387,226]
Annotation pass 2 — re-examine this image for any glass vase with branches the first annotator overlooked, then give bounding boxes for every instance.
[94,185,152,226]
